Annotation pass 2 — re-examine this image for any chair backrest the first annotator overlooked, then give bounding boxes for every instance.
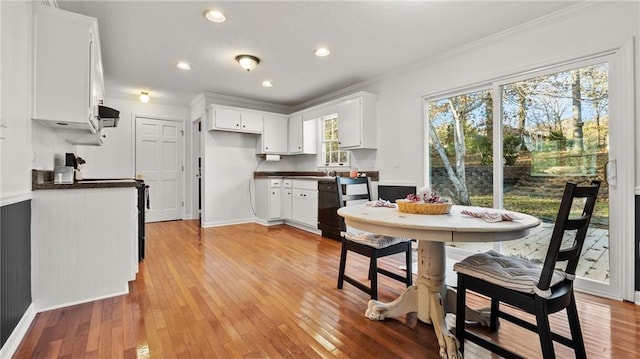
[538,180,601,291]
[336,177,371,231]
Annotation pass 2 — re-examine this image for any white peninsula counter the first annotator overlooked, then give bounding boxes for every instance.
[31,173,139,311]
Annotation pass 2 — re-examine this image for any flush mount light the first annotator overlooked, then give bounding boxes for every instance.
[204,10,226,23]
[235,55,260,72]
[262,80,273,88]
[314,47,330,57]
[139,91,150,103]
[176,62,191,70]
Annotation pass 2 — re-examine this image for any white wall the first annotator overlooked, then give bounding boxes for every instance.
[1,1,35,202]
[354,1,639,188]
[75,96,189,179]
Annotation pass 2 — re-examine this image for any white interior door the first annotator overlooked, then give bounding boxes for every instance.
[135,117,183,222]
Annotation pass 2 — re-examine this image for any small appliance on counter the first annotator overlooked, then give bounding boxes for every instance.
[65,152,86,180]
[53,166,74,184]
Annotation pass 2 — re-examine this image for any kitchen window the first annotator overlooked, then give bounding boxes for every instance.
[321,114,349,167]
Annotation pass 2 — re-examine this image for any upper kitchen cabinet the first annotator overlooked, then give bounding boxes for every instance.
[336,92,377,149]
[287,114,317,155]
[32,5,104,137]
[287,114,303,154]
[209,106,263,134]
[257,115,288,154]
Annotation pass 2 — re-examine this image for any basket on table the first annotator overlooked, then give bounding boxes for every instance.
[396,199,452,215]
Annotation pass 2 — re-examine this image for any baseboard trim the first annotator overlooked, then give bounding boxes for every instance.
[0,304,36,358]
[283,221,322,235]
[634,291,640,305]
[35,286,130,313]
[201,218,256,228]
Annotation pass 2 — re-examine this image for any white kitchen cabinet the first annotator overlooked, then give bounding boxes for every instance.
[257,115,288,154]
[269,187,283,219]
[32,5,104,142]
[302,119,318,154]
[282,179,293,220]
[337,92,377,149]
[290,180,318,228]
[255,178,283,222]
[288,115,303,154]
[209,106,263,134]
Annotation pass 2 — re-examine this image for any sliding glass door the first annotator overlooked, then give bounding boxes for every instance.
[425,51,633,300]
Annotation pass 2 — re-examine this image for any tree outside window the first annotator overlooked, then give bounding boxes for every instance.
[321,115,349,167]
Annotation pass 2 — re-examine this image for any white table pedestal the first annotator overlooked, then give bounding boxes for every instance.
[365,241,463,358]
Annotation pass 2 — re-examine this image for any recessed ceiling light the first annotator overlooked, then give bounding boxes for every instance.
[204,10,226,23]
[176,62,191,70]
[314,47,330,57]
[262,80,273,88]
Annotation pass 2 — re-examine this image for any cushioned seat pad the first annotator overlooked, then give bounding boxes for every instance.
[454,250,566,298]
[343,231,410,249]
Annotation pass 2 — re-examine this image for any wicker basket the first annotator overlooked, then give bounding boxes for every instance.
[396,200,452,215]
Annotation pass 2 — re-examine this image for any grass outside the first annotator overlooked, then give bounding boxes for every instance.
[469,194,609,227]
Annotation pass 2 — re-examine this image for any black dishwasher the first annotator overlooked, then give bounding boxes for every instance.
[317,180,342,240]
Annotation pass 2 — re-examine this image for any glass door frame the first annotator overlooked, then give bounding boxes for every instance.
[423,42,635,301]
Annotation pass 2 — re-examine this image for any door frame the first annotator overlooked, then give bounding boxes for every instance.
[190,117,202,222]
[133,114,186,221]
[423,40,635,301]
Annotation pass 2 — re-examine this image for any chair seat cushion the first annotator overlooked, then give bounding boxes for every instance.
[453,250,566,298]
[343,231,410,249]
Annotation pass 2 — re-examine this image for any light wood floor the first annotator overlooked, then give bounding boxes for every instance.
[13,220,640,358]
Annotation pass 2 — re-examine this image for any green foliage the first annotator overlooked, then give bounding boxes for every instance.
[470,194,609,226]
[470,134,492,165]
[503,134,522,165]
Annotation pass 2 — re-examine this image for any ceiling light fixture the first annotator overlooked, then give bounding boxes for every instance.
[139,91,150,103]
[204,10,226,23]
[176,62,191,70]
[262,80,273,88]
[235,55,260,72]
[314,47,330,57]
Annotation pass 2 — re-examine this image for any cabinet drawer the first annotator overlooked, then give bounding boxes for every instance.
[283,179,292,188]
[270,179,282,187]
[292,179,317,190]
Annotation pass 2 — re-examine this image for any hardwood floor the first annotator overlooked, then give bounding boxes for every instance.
[12,220,640,358]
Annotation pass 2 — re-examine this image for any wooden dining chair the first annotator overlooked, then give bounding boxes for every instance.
[454,180,600,359]
[335,176,413,300]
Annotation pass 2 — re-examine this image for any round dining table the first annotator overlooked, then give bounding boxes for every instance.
[337,204,541,359]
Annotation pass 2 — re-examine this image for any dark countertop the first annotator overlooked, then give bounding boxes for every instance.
[254,171,379,181]
[32,170,143,190]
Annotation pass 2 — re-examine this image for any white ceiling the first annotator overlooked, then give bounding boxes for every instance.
[58,1,579,109]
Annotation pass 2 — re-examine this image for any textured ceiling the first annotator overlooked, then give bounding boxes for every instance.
[58,1,579,108]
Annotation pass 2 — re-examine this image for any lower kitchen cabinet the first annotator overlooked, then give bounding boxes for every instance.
[255,178,283,222]
[255,178,318,232]
[282,179,292,220]
[290,180,318,229]
[31,187,137,310]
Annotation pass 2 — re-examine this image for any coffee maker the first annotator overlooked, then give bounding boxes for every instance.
[65,153,86,180]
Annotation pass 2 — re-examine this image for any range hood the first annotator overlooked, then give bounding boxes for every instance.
[98,105,120,128]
